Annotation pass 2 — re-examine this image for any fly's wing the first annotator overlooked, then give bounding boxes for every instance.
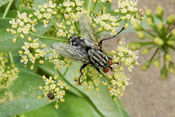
[52,43,90,63]
[79,14,100,46]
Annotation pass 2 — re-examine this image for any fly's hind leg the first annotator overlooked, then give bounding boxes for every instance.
[75,64,88,85]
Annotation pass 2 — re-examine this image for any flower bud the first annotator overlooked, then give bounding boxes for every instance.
[142,60,151,71]
[167,15,175,25]
[161,66,167,80]
[141,48,149,55]
[146,17,153,26]
[168,62,175,74]
[124,23,129,29]
[155,6,164,19]
[153,37,164,46]
[145,8,152,17]
[55,103,59,109]
[128,42,142,50]
[132,21,143,31]
[167,40,175,46]
[137,31,146,39]
[153,58,160,68]
[171,29,175,36]
[165,53,172,62]
[157,22,164,30]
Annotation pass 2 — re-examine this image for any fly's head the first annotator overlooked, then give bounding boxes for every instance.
[103,59,113,73]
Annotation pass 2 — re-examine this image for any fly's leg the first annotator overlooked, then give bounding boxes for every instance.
[98,27,125,50]
[76,64,88,85]
[95,67,107,78]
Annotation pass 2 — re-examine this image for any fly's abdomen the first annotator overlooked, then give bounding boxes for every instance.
[88,49,109,68]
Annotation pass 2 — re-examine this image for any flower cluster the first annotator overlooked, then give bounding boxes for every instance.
[6,1,57,41]
[18,37,46,69]
[105,70,130,99]
[73,41,138,98]
[49,50,72,70]
[38,75,69,109]
[93,12,120,35]
[74,65,102,91]
[34,1,57,27]
[7,11,37,41]
[114,0,144,23]
[0,52,19,90]
[22,0,34,8]
[52,0,86,38]
[130,6,175,79]
[112,41,139,72]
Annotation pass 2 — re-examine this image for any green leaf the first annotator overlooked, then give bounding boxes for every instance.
[66,63,129,117]
[23,92,95,117]
[0,0,10,7]
[38,62,130,117]
[0,18,52,52]
[0,69,48,117]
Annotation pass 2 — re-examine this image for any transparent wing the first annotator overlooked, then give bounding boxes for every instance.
[79,14,100,45]
[52,43,90,63]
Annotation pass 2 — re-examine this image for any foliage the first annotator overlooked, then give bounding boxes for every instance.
[130,5,175,79]
[0,0,143,116]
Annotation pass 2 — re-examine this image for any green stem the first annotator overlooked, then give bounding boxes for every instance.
[8,52,14,65]
[46,50,53,54]
[60,66,70,80]
[150,47,159,61]
[29,32,68,42]
[87,0,92,13]
[57,70,104,117]
[105,52,113,57]
[90,0,98,14]
[143,29,156,37]
[140,41,154,46]
[50,19,58,28]
[2,0,14,18]
[169,45,175,51]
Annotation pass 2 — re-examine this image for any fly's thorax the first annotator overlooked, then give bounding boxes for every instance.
[88,49,109,68]
[69,36,99,50]
[69,36,87,48]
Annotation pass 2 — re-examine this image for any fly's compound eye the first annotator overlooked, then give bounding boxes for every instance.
[109,59,113,65]
[47,92,55,100]
[103,67,109,73]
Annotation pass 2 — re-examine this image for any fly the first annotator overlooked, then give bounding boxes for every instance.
[52,14,125,85]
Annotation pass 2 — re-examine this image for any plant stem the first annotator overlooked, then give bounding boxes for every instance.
[60,66,70,80]
[29,32,68,42]
[90,0,98,14]
[50,19,58,28]
[87,0,92,13]
[46,50,53,54]
[2,0,14,18]
[8,52,14,65]
[105,52,113,57]
[169,45,175,51]
[143,29,156,37]
[150,47,159,61]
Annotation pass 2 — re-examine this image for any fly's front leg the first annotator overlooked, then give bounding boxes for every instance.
[76,64,88,85]
[95,67,107,78]
[99,27,125,45]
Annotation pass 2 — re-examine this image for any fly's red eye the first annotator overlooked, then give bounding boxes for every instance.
[109,59,113,65]
[103,67,109,73]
